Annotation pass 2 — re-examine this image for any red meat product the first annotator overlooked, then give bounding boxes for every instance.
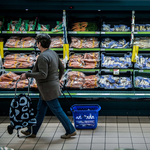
[83,80,98,89]
[85,75,99,81]
[67,71,85,80]
[66,80,83,88]
[68,61,83,68]
[0,81,14,88]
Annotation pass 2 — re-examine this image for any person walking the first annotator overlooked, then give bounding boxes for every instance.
[20,33,76,139]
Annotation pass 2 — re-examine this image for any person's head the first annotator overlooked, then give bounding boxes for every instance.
[36,33,51,49]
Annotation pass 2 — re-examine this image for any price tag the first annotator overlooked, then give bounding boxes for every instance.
[95,31,100,34]
[2,31,7,33]
[101,48,105,51]
[3,48,8,50]
[36,31,40,34]
[22,31,27,34]
[101,32,105,34]
[113,69,119,75]
[68,31,77,34]
[134,32,138,34]
[139,70,143,72]
[69,48,73,51]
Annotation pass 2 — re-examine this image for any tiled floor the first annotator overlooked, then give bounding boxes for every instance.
[1,116,150,150]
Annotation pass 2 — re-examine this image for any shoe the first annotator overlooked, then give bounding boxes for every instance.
[61,131,77,139]
[21,130,36,138]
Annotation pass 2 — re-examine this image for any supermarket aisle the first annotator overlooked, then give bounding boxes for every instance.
[0,116,150,150]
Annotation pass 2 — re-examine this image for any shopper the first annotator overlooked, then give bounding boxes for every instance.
[20,33,76,139]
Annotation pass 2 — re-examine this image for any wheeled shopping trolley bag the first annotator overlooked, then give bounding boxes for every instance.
[7,78,37,138]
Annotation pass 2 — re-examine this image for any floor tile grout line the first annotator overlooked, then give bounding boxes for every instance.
[127,116,134,149]
[139,116,148,150]
[104,116,106,150]
[75,129,81,150]
[33,116,52,150]
[47,122,61,150]
[90,129,94,150]
[116,116,119,149]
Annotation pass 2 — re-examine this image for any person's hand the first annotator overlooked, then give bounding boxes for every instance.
[20,73,27,80]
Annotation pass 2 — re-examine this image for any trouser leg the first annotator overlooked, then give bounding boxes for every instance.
[46,98,75,134]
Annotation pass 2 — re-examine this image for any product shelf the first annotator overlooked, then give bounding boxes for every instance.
[36,48,63,51]
[3,47,35,51]
[100,48,132,51]
[36,31,63,34]
[2,31,36,34]
[69,48,100,51]
[101,32,131,34]
[1,90,150,99]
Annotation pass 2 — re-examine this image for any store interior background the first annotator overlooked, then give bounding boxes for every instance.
[1,0,150,116]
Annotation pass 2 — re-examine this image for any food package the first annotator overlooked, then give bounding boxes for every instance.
[37,23,50,31]
[71,22,97,31]
[70,37,99,48]
[101,38,130,49]
[135,24,150,32]
[7,18,37,31]
[133,37,150,48]
[50,37,63,48]
[135,76,150,89]
[99,75,132,89]
[66,71,99,89]
[30,78,37,88]
[3,52,36,68]
[101,53,132,68]
[68,52,100,69]
[102,23,130,32]
[51,21,63,32]
[0,72,30,89]
[5,36,36,48]
[135,55,150,69]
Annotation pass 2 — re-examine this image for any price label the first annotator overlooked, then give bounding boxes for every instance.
[69,48,73,51]
[113,69,119,75]
[134,32,138,34]
[139,70,143,72]
[95,31,100,34]
[2,31,7,33]
[68,31,77,34]
[22,31,27,34]
[3,48,8,50]
[36,31,40,34]
[101,32,105,34]
[101,48,105,51]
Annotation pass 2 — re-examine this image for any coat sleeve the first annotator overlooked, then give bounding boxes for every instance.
[26,56,48,79]
[58,58,64,80]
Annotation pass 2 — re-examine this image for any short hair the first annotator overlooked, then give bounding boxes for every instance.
[36,33,51,48]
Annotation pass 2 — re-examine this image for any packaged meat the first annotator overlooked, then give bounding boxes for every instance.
[51,21,63,32]
[135,76,150,89]
[70,37,99,48]
[101,53,132,69]
[133,37,150,48]
[135,54,150,69]
[50,37,63,48]
[37,23,50,31]
[101,38,130,49]
[99,75,132,89]
[30,78,37,88]
[5,36,36,48]
[68,52,100,69]
[102,23,130,32]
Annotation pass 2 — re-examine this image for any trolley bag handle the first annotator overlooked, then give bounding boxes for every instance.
[15,78,30,98]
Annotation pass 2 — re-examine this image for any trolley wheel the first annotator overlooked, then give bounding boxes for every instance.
[7,125,13,134]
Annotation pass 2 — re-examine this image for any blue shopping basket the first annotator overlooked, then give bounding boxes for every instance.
[70,104,101,129]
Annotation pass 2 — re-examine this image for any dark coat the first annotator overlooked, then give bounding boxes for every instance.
[26,49,64,101]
